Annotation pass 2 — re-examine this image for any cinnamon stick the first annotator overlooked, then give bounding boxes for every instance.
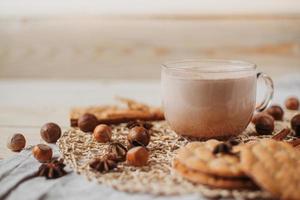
[287,138,300,147]
[271,128,291,141]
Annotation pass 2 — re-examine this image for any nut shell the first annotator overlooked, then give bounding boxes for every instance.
[252,113,273,124]
[78,113,98,132]
[285,97,299,110]
[32,144,53,163]
[126,146,149,167]
[93,124,112,143]
[266,105,284,121]
[40,122,61,143]
[255,114,274,135]
[7,133,26,152]
[127,126,150,147]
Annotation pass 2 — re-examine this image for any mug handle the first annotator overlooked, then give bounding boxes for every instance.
[255,72,274,112]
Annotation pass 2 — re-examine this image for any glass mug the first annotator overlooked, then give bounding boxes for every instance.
[161,59,274,138]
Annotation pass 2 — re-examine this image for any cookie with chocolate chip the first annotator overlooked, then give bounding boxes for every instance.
[175,140,245,178]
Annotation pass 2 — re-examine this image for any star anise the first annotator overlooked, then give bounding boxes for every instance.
[126,120,153,130]
[37,158,67,179]
[89,154,118,173]
[108,142,127,162]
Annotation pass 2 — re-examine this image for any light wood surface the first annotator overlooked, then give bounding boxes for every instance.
[1,0,300,17]
[0,17,299,79]
[0,80,161,159]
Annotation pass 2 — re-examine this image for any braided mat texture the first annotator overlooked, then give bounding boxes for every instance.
[57,113,297,199]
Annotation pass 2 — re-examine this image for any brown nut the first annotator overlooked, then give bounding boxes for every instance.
[78,113,98,132]
[126,146,149,167]
[93,124,112,143]
[266,105,284,121]
[255,114,275,135]
[251,113,273,124]
[285,96,299,110]
[7,133,26,152]
[127,126,150,147]
[32,144,53,163]
[291,114,300,136]
[40,122,61,143]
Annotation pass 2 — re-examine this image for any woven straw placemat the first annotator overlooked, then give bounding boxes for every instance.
[57,118,295,199]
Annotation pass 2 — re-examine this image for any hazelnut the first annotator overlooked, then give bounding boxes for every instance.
[78,113,98,132]
[255,114,274,135]
[251,113,273,124]
[32,144,53,163]
[291,114,300,136]
[40,122,61,143]
[127,126,150,147]
[7,133,26,152]
[266,105,284,121]
[285,96,299,110]
[126,146,149,167]
[93,124,112,143]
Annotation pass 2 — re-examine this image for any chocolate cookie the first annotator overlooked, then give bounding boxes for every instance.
[175,140,245,177]
[240,139,300,200]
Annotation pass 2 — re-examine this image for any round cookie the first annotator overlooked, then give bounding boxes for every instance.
[173,160,257,190]
[240,139,300,200]
[175,140,245,177]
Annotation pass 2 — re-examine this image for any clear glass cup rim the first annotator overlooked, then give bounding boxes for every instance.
[162,59,257,73]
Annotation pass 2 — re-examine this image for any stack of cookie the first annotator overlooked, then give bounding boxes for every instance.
[174,138,300,200]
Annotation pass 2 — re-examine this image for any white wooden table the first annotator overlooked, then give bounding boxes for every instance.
[0,79,161,159]
[1,76,300,159]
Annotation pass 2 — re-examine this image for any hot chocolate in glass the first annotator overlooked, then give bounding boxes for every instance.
[161,59,273,138]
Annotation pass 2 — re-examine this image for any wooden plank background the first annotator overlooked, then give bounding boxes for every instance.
[0,16,299,79]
